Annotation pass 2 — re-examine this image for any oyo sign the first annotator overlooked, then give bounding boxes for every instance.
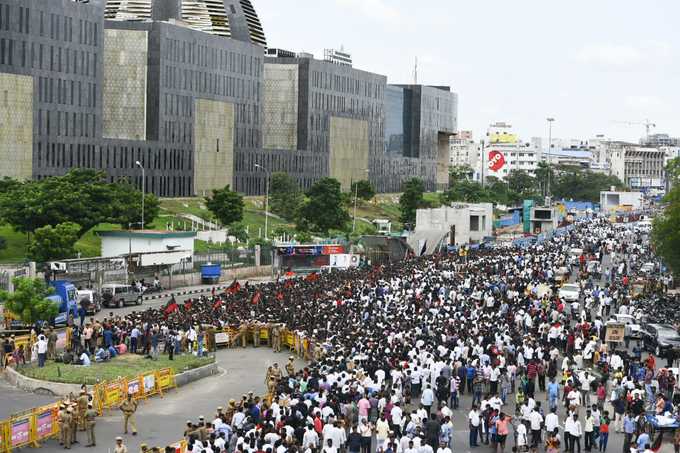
[488,150,506,172]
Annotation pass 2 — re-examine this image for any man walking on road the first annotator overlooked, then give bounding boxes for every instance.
[120,393,138,435]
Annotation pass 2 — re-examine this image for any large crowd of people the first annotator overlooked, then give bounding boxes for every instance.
[7,214,680,453]
[169,216,680,453]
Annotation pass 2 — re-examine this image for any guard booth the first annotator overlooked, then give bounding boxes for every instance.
[272,243,346,275]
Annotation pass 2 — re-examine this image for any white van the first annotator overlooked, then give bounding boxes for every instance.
[101,284,142,308]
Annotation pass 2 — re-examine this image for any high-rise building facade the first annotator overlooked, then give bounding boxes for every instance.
[0,0,458,197]
[104,0,267,46]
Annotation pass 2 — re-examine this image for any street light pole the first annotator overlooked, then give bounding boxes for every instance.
[135,161,145,228]
[546,117,555,200]
[255,164,269,239]
[480,140,486,187]
[352,181,359,233]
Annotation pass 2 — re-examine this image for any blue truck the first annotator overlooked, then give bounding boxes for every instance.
[200,264,221,284]
[48,280,79,325]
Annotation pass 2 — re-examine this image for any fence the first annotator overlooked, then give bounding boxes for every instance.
[92,367,177,415]
[0,402,63,453]
[0,367,177,452]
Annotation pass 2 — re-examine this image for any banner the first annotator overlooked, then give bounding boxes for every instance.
[35,407,56,440]
[157,368,175,391]
[127,377,141,398]
[104,381,123,407]
[0,420,7,453]
[10,417,31,448]
[605,323,625,343]
[142,372,157,395]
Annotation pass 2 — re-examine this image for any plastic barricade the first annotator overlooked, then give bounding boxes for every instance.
[0,419,8,453]
[9,414,33,450]
[141,371,160,398]
[102,378,125,412]
[33,403,59,444]
[156,368,176,393]
[125,376,144,401]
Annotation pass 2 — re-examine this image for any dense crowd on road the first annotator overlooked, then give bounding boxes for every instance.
[167,215,679,453]
[6,214,680,453]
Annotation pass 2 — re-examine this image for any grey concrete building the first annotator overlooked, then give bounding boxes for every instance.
[260,53,458,195]
[0,0,264,197]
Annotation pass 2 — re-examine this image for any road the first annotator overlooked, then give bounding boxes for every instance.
[91,276,273,321]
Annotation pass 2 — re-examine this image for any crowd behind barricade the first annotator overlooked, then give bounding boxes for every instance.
[4,215,680,453]
[162,216,680,453]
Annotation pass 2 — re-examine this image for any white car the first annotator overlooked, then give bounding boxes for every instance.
[640,262,655,274]
[558,283,581,302]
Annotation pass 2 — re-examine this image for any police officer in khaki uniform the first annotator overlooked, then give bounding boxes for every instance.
[114,436,128,453]
[85,403,97,447]
[77,390,88,431]
[285,356,295,377]
[57,404,67,447]
[68,404,79,446]
[251,323,261,347]
[140,443,149,453]
[120,394,138,435]
[238,323,249,347]
[62,408,73,449]
[272,324,282,352]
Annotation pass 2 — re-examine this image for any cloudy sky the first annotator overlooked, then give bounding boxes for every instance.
[255,0,677,143]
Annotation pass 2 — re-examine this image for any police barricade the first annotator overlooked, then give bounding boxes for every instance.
[8,413,34,450]
[0,419,8,453]
[156,367,177,393]
[33,403,60,444]
[141,371,161,398]
[152,439,187,453]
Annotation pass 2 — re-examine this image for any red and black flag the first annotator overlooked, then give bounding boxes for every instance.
[226,278,240,295]
[305,272,319,282]
[213,299,223,310]
[163,301,179,316]
[251,290,262,305]
[276,292,284,301]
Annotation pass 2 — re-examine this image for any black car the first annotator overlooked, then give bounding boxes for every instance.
[641,323,680,357]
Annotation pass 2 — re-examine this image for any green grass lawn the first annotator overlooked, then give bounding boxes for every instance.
[18,353,213,385]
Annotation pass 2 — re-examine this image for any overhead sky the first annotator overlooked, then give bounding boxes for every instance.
[255,0,677,144]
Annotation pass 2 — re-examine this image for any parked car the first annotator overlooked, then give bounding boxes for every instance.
[77,289,101,315]
[641,323,680,356]
[606,313,642,339]
[640,262,655,274]
[101,284,142,308]
[558,283,581,302]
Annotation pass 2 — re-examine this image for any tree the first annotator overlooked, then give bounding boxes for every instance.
[654,157,680,276]
[227,222,249,243]
[109,181,161,229]
[0,169,159,235]
[269,172,303,221]
[0,277,58,324]
[205,185,244,226]
[298,178,350,233]
[506,170,536,196]
[0,236,5,251]
[552,167,624,202]
[399,178,425,226]
[449,165,473,185]
[27,222,81,262]
[350,180,376,201]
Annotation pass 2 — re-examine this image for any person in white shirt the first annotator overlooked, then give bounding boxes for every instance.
[545,407,560,434]
[468,406,481,447]
[421,385,435,415]
[529,407,544,447]
[564,413,583,453]
[303,425,319,449]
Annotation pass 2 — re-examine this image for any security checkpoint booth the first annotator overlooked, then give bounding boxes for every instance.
[272,243,359,275]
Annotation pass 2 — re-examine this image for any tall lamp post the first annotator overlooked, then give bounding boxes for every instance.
[127,221,143,285]
[135,161,145,228]
[254,163,269,239]
[546,117,555,201]
[352,169,370,233]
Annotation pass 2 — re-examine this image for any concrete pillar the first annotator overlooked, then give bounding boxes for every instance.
[255,245,261,267]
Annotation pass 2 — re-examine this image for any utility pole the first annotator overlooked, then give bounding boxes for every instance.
[480,140,486,187]
[135,161,145,227]
[546,117,555,202]
[254,164,269,239]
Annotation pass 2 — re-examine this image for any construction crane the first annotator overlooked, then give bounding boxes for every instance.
[612,119,656,139]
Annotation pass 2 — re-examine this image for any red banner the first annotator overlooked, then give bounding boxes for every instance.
[322,245,345,255]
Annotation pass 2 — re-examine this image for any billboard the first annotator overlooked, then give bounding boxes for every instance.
[488,150,506,172]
